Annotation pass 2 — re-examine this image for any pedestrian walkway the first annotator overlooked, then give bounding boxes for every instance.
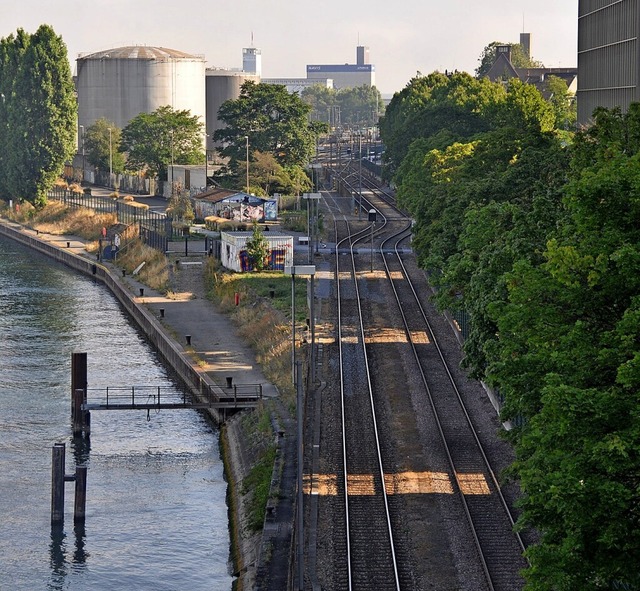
[6,217,279,398]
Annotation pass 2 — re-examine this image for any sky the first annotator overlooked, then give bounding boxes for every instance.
[1,1,578,96]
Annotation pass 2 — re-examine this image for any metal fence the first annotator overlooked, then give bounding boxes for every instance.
[47,188,178,252]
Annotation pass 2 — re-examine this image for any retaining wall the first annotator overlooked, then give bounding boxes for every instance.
[0,220,225,423]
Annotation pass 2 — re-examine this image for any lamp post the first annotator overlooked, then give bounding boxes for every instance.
[284,264,315,591]
[107,127,112,188]
[245,135,249,193]
[303,193,321,264]
[284,265,316,385]
[169,129,175,195]
[358,134,362,220]
[368,209,377,272]
[79,125,85,184]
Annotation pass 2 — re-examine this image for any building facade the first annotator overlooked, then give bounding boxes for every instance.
[306,45,375,89]
[242,47,262,76]
[577,0,640,125]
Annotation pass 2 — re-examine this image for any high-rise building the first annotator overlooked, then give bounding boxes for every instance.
[577,0,639,125]
[242,47,262,76]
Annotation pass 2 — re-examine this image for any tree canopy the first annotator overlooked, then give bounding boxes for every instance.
[213,81,327,190]
[83,118,126,175]
[120,105,204,179]
[0,25,76,205]
[301,84,383,128]
[382,62,640,587]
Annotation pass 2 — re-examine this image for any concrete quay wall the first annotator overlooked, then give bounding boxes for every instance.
[0,220,225,423]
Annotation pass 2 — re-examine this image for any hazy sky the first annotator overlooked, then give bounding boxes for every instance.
[1,1,578,96]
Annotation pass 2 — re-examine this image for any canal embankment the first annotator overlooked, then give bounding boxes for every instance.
[0,217,295,591]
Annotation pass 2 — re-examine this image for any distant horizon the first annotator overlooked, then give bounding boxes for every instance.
[1,1,577,96]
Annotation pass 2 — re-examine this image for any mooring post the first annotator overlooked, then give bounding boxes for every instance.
[74,466,87,524]
[51,443,66,524]
[71,352,87,422]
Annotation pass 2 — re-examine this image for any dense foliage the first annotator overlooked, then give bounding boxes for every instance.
[213,81,327,193]
[83,117,126,175]
[300,84,383,128]
[120,105,205,179]
[381,70,640,589]
[0,26,77,205]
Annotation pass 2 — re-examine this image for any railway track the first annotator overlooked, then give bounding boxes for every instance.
[308,164,528,590]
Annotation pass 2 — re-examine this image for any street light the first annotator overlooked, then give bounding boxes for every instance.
[169,129,175,195]
[303,193,321,264]
[358,134,363,220]
[79,125,85,184]
[284,263,315,591]
[368,209,377,272]
[245,135,249,193]
[107,127,112,188]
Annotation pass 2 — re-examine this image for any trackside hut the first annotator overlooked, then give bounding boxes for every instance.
[221,231,293,272]
[192,188,278,222]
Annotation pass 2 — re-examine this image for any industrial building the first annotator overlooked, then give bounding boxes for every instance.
[484,35,577,100]
[306,45,375,89]
[242,47,262,76]
[260,77,333,94]
[577,0,639,125]
[76,46,206,136]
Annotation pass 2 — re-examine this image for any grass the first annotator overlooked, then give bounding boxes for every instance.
[3,200,117,244]
[241,442,277,532]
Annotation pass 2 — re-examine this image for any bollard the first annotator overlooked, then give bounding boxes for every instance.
[139,288,144,297]
[160,308,165,318]
[66,241,70,248]
[122,269,126,277]
[185,335,191,346]
[235,292,240,306]
[226,376,233,388]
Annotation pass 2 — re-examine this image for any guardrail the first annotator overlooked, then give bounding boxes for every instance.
[82,383,263,411]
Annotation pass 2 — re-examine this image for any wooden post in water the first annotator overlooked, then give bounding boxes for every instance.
[71,353,90,437]
[51,443,66,524]
[74,466,87,523]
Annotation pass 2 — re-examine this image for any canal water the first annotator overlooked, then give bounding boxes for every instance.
[0,235,233,590]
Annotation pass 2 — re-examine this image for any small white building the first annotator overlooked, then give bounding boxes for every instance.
[221,231,293,272]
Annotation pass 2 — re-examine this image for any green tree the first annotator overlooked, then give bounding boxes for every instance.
[120,105,204,179]
[379,71,504,180]
[301,84,384,128]
[167,191,194,225]
[0,29,30,200]
[245,222,270,271]
[301,84,336,122]
[2,25,76,205]
[489,107,640,590]
[475,41,544,78]
[84,118,126,174]
[214,81,327,189]
[545,75,576,130]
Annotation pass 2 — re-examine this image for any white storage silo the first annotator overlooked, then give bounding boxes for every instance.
[76,46,206,134]
[205,69,260,151]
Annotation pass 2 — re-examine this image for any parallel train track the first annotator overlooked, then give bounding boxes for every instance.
[309,162,527,590]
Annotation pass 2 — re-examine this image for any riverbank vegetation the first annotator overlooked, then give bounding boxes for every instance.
[380,70,639,590]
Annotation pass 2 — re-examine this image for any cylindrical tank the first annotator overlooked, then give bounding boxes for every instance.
[205,69,260,150]
[76,46,206,134]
